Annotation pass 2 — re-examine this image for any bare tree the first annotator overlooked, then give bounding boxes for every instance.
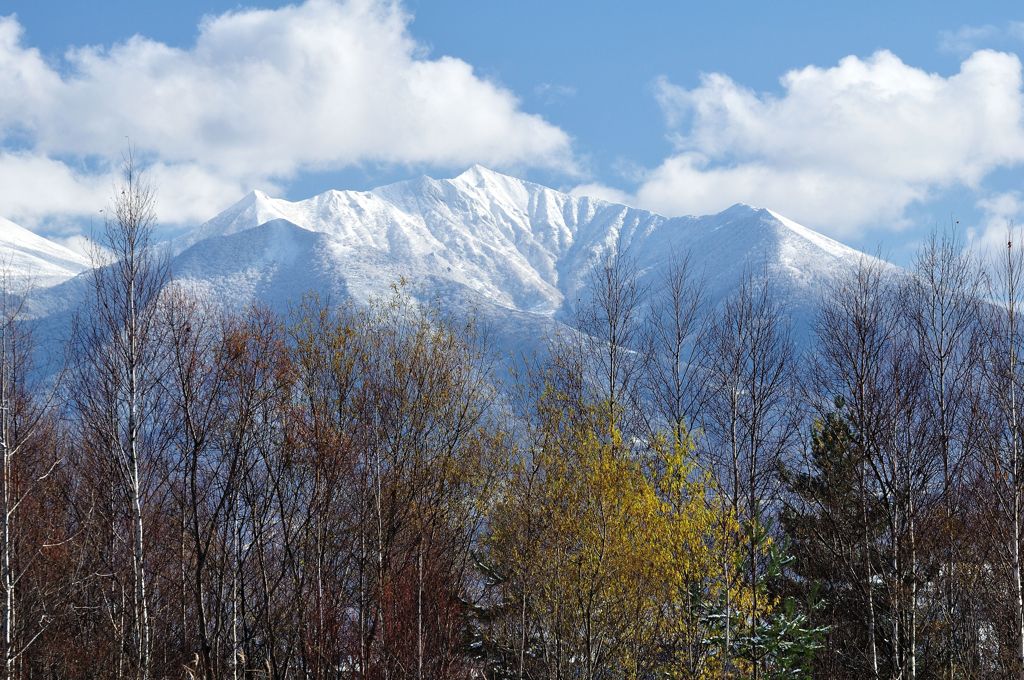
[700,268,798,678]
[979,230,1024,676]
[71,150,170,680]
[573,250,647,439]
[162,289,235,680]
[809,256,897,678]
[0,270,63,680]
[904,229,984,678]
[643,250,710,441]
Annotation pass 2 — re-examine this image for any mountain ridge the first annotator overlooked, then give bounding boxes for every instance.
[170,166,876,322]
[0,166,886,371]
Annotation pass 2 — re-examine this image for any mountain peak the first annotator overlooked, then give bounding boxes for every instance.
[716,202,771,218]
[452,164,516,186]
[238,188,273,207]
[175,187,289,252]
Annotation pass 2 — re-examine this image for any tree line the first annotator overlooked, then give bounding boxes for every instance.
[0,159,1022,679]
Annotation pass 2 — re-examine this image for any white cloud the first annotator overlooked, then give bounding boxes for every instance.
[629,50,1024,237]
[145,163,281,225]
[939,22,1024,55]
[634,154,920,230]
[969,191,1024,253]
[0,153,109,228]
[939,25,1002,55]
[569,182,633,206]
[0,0,574,227]
[0,152,263,230]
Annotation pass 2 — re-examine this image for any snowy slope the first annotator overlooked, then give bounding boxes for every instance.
[0,217,90,289]
[171,166,876,342]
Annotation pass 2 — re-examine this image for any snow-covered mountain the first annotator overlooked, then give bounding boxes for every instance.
[4,165,881,370]
[169,166,872,346]
[0,217,89,289]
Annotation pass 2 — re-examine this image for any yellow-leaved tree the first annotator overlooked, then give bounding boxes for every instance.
[481,379,753,679]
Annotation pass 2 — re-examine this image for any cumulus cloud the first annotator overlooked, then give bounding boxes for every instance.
[0,0,573,228]
[0,152,266,228]
[0,153,110,227]
[627,50,1024,236]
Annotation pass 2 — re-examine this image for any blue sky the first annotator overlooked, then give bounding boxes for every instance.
[2,0,1024,262]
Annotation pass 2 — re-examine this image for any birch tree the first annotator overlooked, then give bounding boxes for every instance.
[71,150,169,680]
[904,229,983,677]
[0,271,63,680]
[573,250,646,439]
[805,256,894,677]
[643,250,710,442]
[979,231,1024,675]
[700,269,798,678]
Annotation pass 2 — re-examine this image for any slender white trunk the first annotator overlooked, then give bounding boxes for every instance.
[1013,370,1024,671]
[131,460,149,680]
[416,541,423,680]
[1007,243,1024,674]
[127,270,149,680]
[862,469,879,679]
[723,544,732,671]
[518,589,527,680]
[938,357,955,680]
[316,517,325,678]
[358,524,367,678]
[232,496,241,680]
[910,528,918,680]
[909,454,918,680]
[1015,490,1024,673]
[1,337,12,680]
[1012,408,1024,673]
[891,474,901,679]
[179,508,187,649]
[722,387,740,673]
[375,445,387,680]
[857,376,879,679]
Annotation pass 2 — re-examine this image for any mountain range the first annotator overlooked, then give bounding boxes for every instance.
[7,166,877,371]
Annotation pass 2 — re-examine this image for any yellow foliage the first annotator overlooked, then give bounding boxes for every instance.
[487,390,756,678]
